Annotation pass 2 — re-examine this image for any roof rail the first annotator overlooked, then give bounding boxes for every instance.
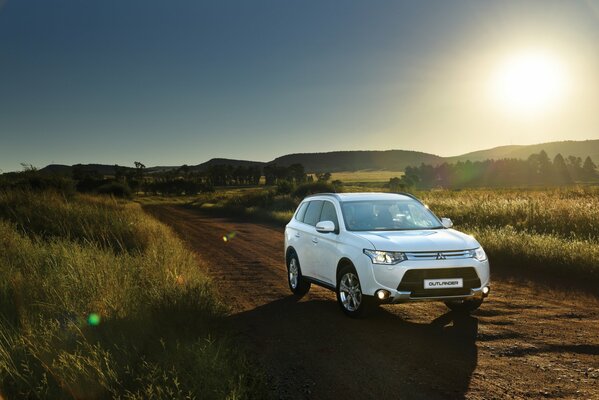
[397,191,424,204]
[303,192,341,200]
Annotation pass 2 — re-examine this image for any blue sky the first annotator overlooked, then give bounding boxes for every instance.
[1,0,598,171]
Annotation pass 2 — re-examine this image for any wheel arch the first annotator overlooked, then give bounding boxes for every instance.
[285,246,297,263]
[336,257,355,282]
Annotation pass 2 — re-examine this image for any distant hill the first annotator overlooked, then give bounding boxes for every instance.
[270,150,444,172]
[39,164,135,176]
[33,139,598,176]
[447,140,599,164]
[193,158,265,171]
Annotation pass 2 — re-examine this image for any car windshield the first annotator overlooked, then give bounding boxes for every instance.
[341,199,443,231]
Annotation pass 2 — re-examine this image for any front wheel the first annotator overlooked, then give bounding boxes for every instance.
[336,265,375,318]
[287,254,311,297]
[444,298,483,313]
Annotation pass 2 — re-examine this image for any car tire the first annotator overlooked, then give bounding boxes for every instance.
[287,253,311,297]
[444,298,483,313]
[336,265,375,318]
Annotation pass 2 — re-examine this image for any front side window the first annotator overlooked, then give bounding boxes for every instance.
[303,200,324,226]
[341,199,443,231]
[319,201,339,229]
[295,202,309,222]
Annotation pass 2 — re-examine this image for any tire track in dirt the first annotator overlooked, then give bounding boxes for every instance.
[145,205,599,400]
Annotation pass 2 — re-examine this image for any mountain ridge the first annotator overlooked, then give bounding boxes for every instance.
[35,139,599,175]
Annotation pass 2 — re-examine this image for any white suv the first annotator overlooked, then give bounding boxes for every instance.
[284,193,490,317]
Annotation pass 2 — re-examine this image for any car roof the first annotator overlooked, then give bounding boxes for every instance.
[304,192,417,202]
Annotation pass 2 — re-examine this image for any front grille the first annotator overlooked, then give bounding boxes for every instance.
[405,250,473,260]
[397,267,481,298]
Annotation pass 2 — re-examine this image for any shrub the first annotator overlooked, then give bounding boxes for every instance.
[293,181,337,198]
[0,172,76,196]
[95,181,132,198]
[271,195,299,211]
[276,180,295,195]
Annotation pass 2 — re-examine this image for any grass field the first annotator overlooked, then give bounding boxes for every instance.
[165,183,599,286]
[0,190,265,399]
[329,170,404,183]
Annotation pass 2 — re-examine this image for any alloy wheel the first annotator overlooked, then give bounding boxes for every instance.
[289,258,299,289]
[339,272,362,311]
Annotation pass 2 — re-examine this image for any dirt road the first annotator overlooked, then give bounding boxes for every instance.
[145,205,599,400]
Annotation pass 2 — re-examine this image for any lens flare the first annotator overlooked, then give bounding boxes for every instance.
[222,231,237,242]
[87,313,101,326]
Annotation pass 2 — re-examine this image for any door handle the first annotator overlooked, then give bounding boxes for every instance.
[312,237,318,244]
[295,232,300,238]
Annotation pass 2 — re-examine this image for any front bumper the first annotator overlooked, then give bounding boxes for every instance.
[356,255,491,302]
[389,285,490,303]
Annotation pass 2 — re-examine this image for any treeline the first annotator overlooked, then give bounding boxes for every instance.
[0,161,323,197]
[396,151,598,189]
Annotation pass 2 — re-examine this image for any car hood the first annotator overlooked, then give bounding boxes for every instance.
[355,229,480,252]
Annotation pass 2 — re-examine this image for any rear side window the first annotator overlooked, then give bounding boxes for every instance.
[303,200,324,226]
[319,201,339,229]
[294,202,309,222]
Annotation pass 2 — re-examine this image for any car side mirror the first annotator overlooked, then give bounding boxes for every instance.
[316,220,336,233]
[441,217,453,228]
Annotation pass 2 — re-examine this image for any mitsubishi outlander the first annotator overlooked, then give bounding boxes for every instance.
[284,193,491,317]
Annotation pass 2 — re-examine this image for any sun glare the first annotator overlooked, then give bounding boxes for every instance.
[490,51,568,116]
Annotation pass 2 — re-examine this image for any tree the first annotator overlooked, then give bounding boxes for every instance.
[552,154,572,184]
[582,156,597,180]
[288,163,306,184]
[388,177,402,192]
[134,161,146,179]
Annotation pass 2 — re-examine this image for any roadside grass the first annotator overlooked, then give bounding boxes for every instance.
[0,190,265,399]
[418,186,599,240]
[172,184,599,286]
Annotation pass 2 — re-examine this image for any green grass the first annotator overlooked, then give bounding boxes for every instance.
[0,190,265,399]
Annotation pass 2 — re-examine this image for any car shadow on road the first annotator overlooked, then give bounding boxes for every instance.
[227,296,478,400]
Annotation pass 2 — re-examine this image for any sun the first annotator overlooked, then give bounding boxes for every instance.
[490,51,568,116]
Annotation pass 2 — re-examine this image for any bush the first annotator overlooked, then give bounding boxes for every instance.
[0,172,75,196]
[276,180,295,195]
[95,181,132,198]
[227,190,275,209]
[271,195,299,211]
[293,181,337,198]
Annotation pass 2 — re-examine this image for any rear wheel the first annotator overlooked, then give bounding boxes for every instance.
[445,298,483,313]
[336,265,374,318]
[287,254,310,297]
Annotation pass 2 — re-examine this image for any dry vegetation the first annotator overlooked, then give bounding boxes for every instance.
[0,190,265,399]
[418,187,599,283]
[164,181,599,285]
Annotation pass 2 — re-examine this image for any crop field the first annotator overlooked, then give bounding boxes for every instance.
[0,190,264,399]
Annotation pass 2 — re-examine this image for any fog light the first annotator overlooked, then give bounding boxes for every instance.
[482,286,490,296]
[376,290,390,300]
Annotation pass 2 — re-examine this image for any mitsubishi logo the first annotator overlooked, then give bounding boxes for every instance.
[436,252,446,260]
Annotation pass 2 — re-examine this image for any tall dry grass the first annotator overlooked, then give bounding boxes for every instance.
[0,190,264,399]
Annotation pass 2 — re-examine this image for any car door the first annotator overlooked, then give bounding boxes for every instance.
[287,200,309,259]
[296,200,323,279]
[312,200,341,285]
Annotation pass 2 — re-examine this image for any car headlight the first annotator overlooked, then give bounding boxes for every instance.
[469,247,487,261]
[363,249,407,265]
